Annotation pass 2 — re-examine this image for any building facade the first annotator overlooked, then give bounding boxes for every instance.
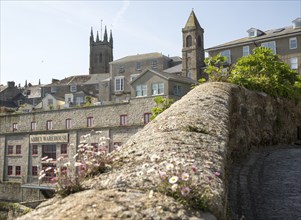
[205,18,301,75]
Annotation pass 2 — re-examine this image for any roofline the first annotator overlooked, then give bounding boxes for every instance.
[205,31,300,52]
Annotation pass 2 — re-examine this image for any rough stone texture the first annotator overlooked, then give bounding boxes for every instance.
[17,189,216,220]
[17,83,301,220]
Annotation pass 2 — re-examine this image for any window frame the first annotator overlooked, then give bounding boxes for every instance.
[220,50,232,64]
[243,46,250,57]
[61,144,68,155]
[115,76,124,92]
[32,166,38,176]
[136,84,147,97]
[261,41,276,54]
[46,120,53,130]
[8,145,13,155]
[289,37,297,49]
[15,166,21,176]
[290,57,298,70]
[87,117,94,128]
[8,166,13,176]
[173,84,182,96]
[136,62,141,71]
[16,145,21,154]
[32,145,38,155]
[120,115,128,126]
[66,118,72,129]
[151,60,158,69]
[12,123,18,132]
[144,113,152,124]
[51,86,57,93]
[70,85,77,93]
[42,145,56,160]
[151,82,164,96]
[31,121,37,131]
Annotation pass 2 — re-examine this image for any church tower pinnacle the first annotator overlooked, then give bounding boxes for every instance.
[182,10,205,81]
[89,23,113,74]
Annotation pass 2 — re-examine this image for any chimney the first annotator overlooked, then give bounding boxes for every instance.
[7,81,15,88]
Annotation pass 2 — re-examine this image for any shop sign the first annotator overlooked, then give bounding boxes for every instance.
[30,133,68,143]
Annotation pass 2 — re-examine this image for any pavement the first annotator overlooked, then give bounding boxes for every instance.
[229,145,301,220]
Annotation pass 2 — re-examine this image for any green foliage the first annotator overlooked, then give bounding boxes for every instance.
[84,96,93,107]
[151,96,174,120]
[203,53,232,82]
[205,47,301,100]
[230,47,301,99]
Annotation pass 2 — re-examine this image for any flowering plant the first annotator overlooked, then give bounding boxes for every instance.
[39,132,113,197]
[157,160,221,211]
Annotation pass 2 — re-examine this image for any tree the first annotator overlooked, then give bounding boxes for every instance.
[151,96,174,120]
[230,47,301,99]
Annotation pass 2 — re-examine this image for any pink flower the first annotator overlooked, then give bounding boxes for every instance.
[191,165,197,172]
[181,187,190,196]
[159,171,167,179]
[208,176,213,181]
[214,171,221,177]
[181,173,189,181]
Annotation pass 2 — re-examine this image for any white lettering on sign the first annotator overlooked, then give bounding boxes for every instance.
[30,133,68,143]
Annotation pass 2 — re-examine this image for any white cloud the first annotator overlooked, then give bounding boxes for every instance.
[112,0,130,27]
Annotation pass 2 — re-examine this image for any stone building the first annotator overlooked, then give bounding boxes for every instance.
[205,17,301,74]
[0,10,203,201]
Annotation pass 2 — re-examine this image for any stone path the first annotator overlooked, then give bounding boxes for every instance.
[229,145,301,220]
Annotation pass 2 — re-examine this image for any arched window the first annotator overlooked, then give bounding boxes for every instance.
[186,35,192,47]
[99,53,102,63]
[198,36,202,47]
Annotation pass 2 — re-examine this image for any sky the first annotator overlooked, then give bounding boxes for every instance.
[1,0,300,86]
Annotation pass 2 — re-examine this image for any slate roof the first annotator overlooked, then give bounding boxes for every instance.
[163,64,182,74]
[184,10,201,29]
[45,74,109,86]
[131,68,196,85]
[206,25,301,51]
[111,52,169,64]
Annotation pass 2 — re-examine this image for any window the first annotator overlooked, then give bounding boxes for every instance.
[151,60,158,69]
[46,120,53,130]
[131,74,139,82]
[48,99,53,106]
[76,97,84,105]
[51,86,57,93]
[173,84,182,96]
[16,145,21,154]
[32,145,38,155]
[144,113,152,124]
[8,166,13,176]
[120,115,128,126]
[187,71,192,79]
[136,62,141,71]
[12,123,18,132]
[115,77,124,92]
[87,117,94,127]
[66,119,72,129]
[261,41,276,54]
[8,145,13,155]
[152,82,164,95]
[119,66,125,73]
[136,84,147,97]
[15,166,21,176]
[70,85,77,92]
[32,166,38,176]
[220,50,231,64]
[31,121,37,131]
[61,144,67,154]
[289,37,297,49]
[290,57,298,70]
[243,46,250,56]
[42,145,56,160]
[186,35,192,47]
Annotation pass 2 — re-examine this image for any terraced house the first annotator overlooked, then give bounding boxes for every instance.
[206,18,301,74]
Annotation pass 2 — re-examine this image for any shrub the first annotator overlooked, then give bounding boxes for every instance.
[151,96,174,120]
[230,47,301,99]
[39,132,113,197]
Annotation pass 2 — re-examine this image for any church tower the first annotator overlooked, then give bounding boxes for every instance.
[89,26,113,74]
[182,10,205,81]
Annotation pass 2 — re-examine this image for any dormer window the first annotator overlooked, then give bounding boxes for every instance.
[70,85,77,92]
[51,86,57,93]
[292,18,301,29]
[247,28,264,38]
